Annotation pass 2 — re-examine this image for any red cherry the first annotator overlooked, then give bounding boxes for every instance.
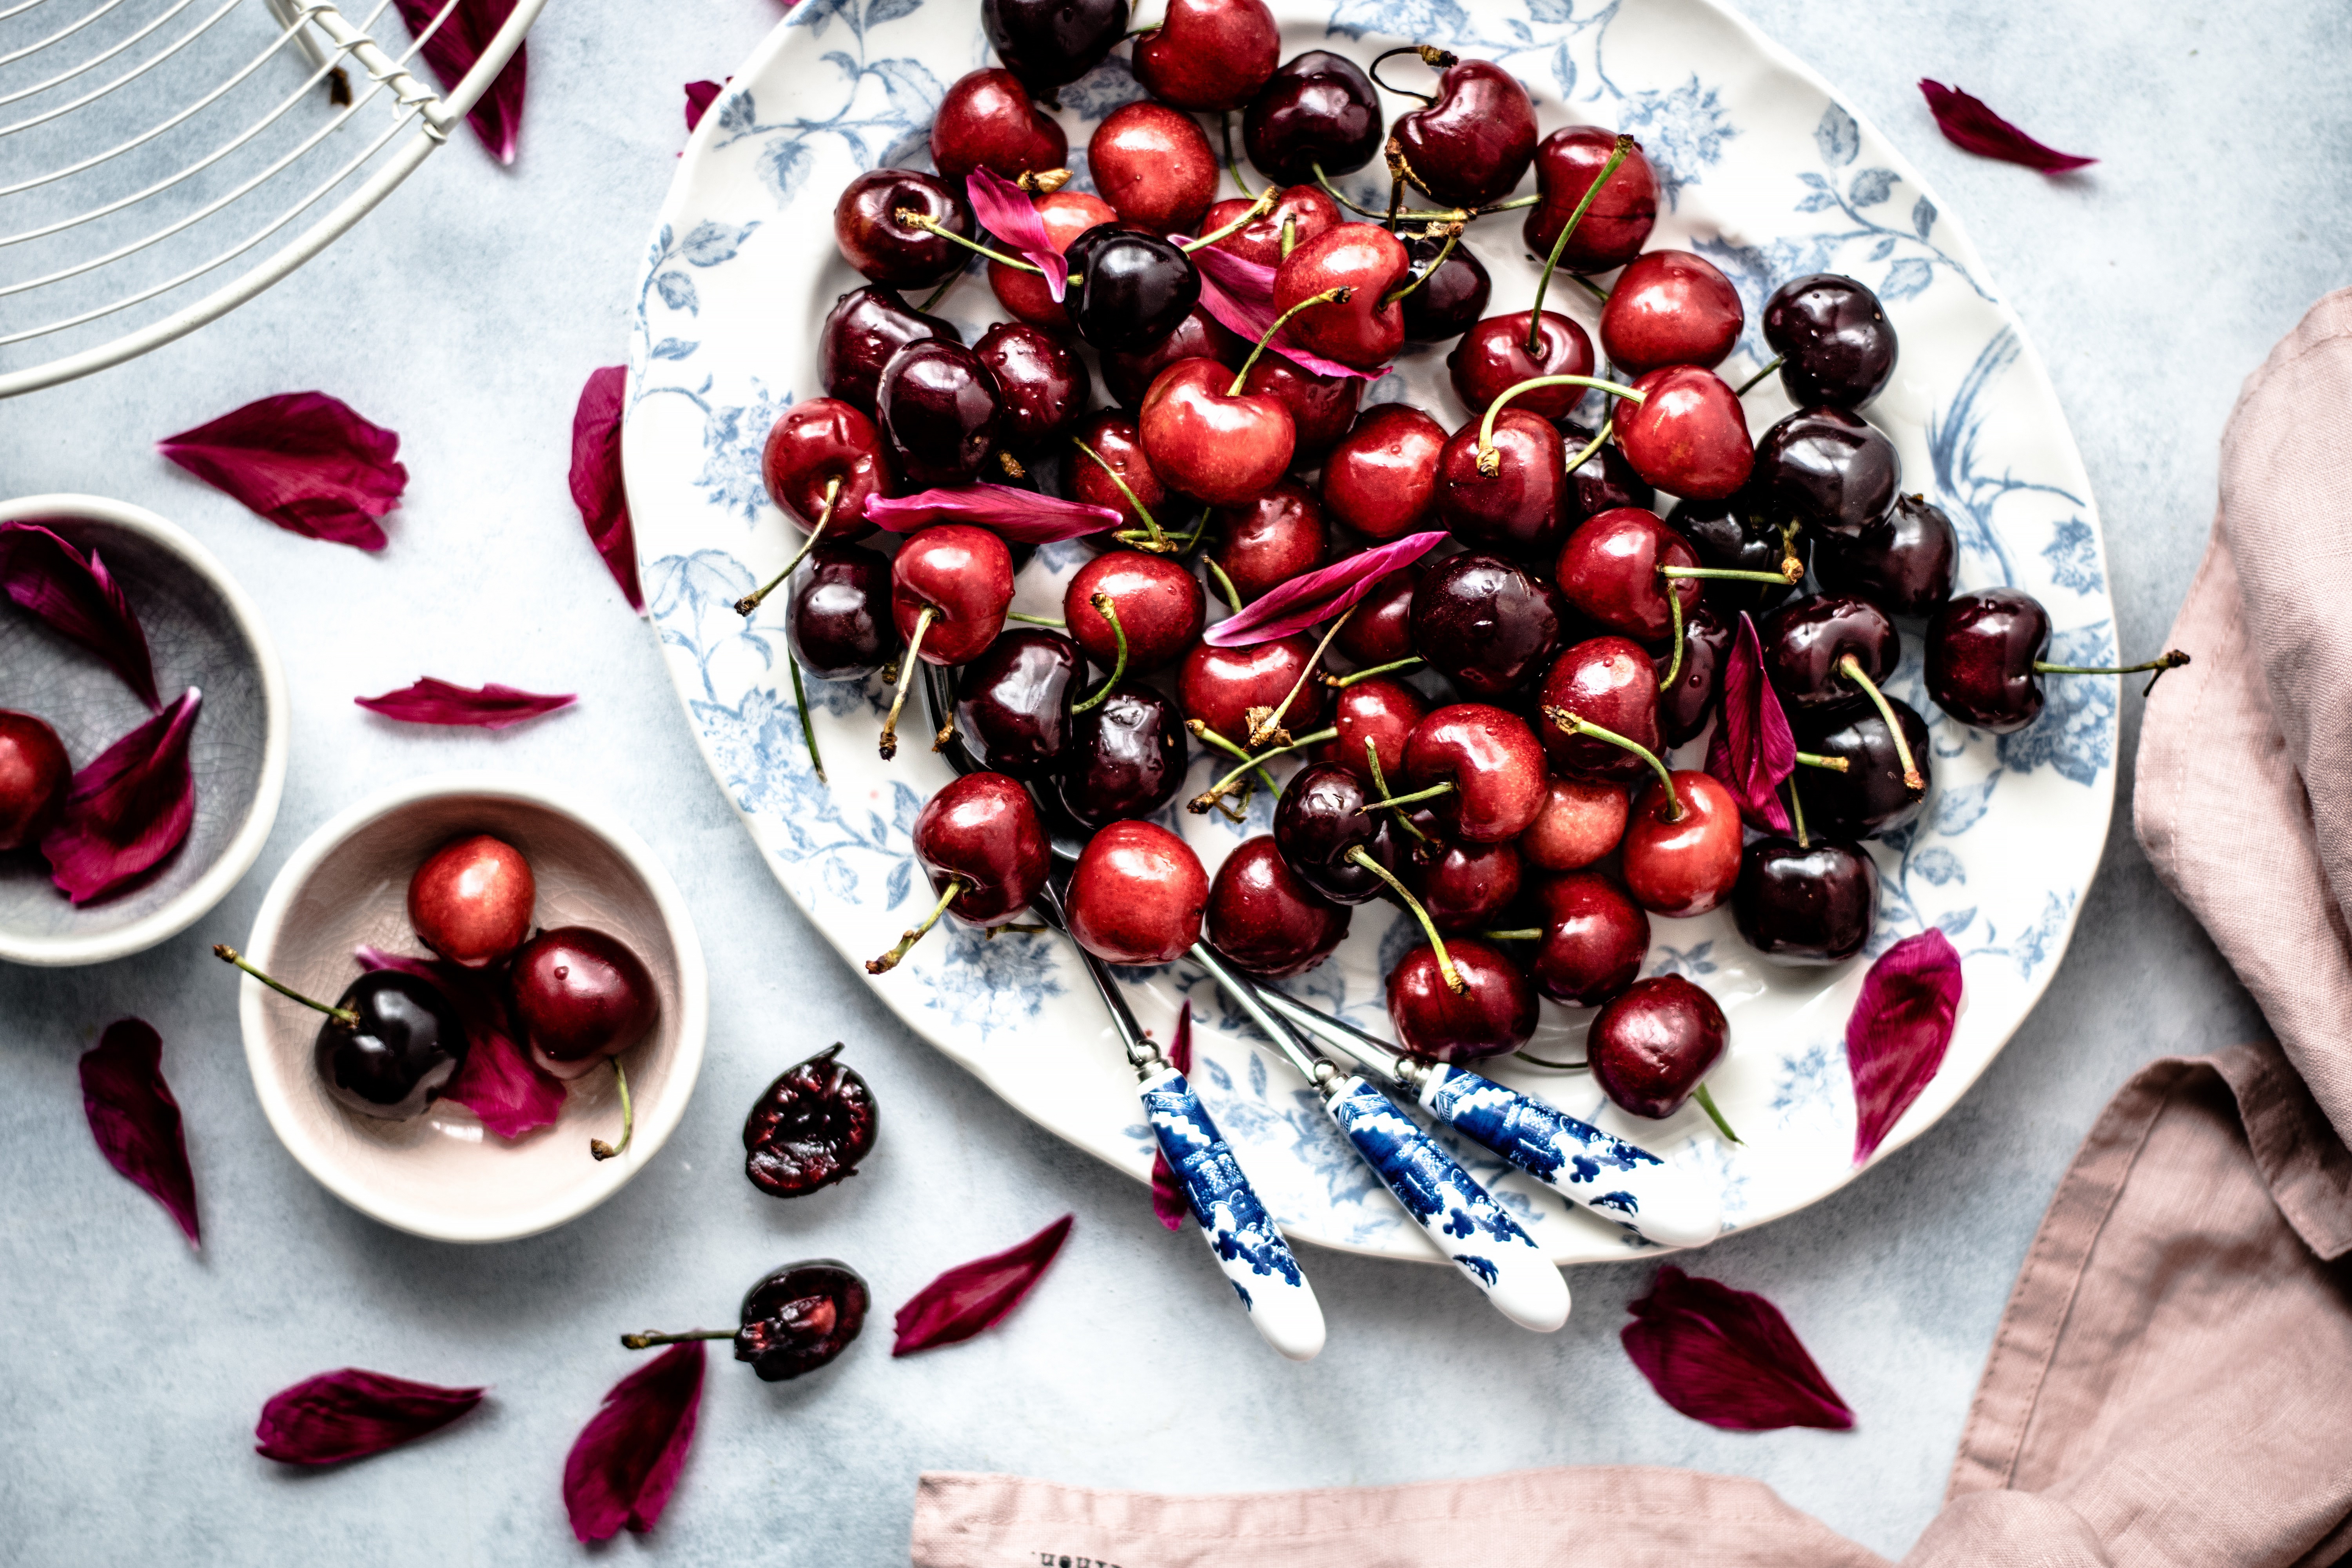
[974,321,1091,456]
[1388,57,1538,209]
[1555,506,1701,645]
[0,708,71,852]
[1138,357,1295,506]
[1520,777,1630,872]
[833,169,967,287]
[1203,835,1349,978]
[1065,550,1205,673]
[1620,770,1742,918]
[1209,479,1328,602]
[989,189,1116,330]
[1400,703,1547,844]
[1088,102,1220,233]
[1198,185,1341,266]
[1387,938,1538,1062]
[890,524,1014,665]
[931,67,1068,189]
[1322,675,1426,783]
[1435,408,1569,557]
[510,927,658,1081]
[1134,0,1279,112]
[1321,404,1445,541]
[1446,310,1594,420]
[1179,636,1326,747]
[1332,564,1421,665]
[1066,819,1210,965]
[1588,974,1726,1120]
[1526,871,1649,1006]
[867,772,1053,974]
[1535,636,1662,783]
[1272,224,1408,371]
[1068,411,1174,537]
[1411,839,1523,934]
[407,834,535,968]
[1100,305,1247,407]
[1241,354,1361,460]
[1523,127,1659,273]
[762,398,893,542]
[1616,367,1754,501]
[1599,250,1745,375]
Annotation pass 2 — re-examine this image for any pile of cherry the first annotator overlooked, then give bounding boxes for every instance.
[752,0,2177,1136]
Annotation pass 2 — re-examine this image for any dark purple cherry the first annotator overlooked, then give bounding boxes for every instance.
[1397,227,1491,343]
[1670,490,1802,615]
[1410,839,1522,934]
[982,0,1129,99]
[1334,565,1421,667]
[975,322,1090,459]
[318,971,465,1119]
[743,1042,878,1198]
[1387,939,1537,1063]
[1926,586,2075,735]
[1243,50,1383,185]
[1763,274,1897,409]
[833,169,968,288]
[1732,838,1878,965]
[1813,493,1956,618]
[1273,761,1397,905]
[1385,54,1537,209]
[954,628,1079,780]
[731,1262,869,1381]
[1205,835,1350,978]
[1588,975,1726,1122]
[1756,406,1900,543]
[1558,417,1655,528]
[1409,551,1561,697]
[1654,601,1732,747]
[1758,593,1900,713]
[512,926,659,1081]
[1065,225,1201,355]
[820,287,962,416]
[877,339,1004,488]
[787,542,900,680]
[1791,697,1931,839]
[1525,870,1649,1007]
[1057,683,1187,829]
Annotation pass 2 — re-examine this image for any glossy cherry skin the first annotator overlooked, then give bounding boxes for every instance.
[1402,703,1548,844]
[1523,127,1659,272]
[982,0,1128,98]
[1926,586,2050,733]
[1521,778,1629,872]
[1100,305,1245,407]
[1588,974,1726,1119]
[1057,683,1188,828]
[1140,358,1294,506]
[1733,837,1878,965]
[1446,311,1594,421]
[1205,835,1349,978]
[316,971,466,1119]
[1556,506,1702,646]
[1763,273,1897,409]
[1527,871,1650,1006]
[989,190,1116,331]
[510,926,659,1080]
[1210,480,1327,602]
[876,339,1004,487]
[408,835,534,967]
[1391,58,1538,208]
[1273,761,1399,904]
[1322,405,1445,541]
[1133,0,1279,110]
[1333,565,1421,665]
[1410,552,1561,697]
[0,710,69,852]
[1089,102,1218,233]
[1759,593,1899,712]
[762,398,891,541]
[1066,225,1201,354]
[891,524,1015,665]
[912,771,1051,927]
[1318,675,1423,781]
[975,322,1090,456]
[820,287,961,416]
[788,542,900,679]
[1536,636,1662,782]
[732,1261,869,1381]
[1621,770,1742,918]
[1272,224,1408,372]
[1755,406,1900,542]
[1617,366,1754,502]
[953,629,1079,779]
[1199,185,1340,266]
[1397,229,1491,342]
[1179,636,1326,747]
[1655,601,1733,747]
[1435,410,1569,559]
[1599,250,1745,374]
[1411,839,1523,933]
[833,169,967,287]
[1791,697,1932,838]
[1066,819,1210,965]
[1559,416,1656,526]
[1066,550,1204,673]
[931,67,1069,189]
[1244,50,1383,184]
[1242,355,1360,460]
[1814,493,1957,618]
[1067,412,1173,534]
[1669,490,1799,615]
[1387,939,1538,1063]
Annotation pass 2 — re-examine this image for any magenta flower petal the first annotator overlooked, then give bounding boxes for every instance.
[1148,1000,1195,1231]
[1185,242,1371,381]
[393,0,527,164]
[865,485,1120,544]
[1847,928,1964,1164]
[892,1214,1074,1356]
[355,947,566,1140]
[1704,611,1795,833]
[78,1018,198,1246]
[1918,81,2094,174]
[1623,1265,1853,1432]
[683,80,722,132]
[0,523,161,711]
[1204,532,1444,647]
[158,393,406,552]
[40,688,201,906]
[563,1343,704,1542]
[256,1369,486,1465]
[967,168,1069,303]
[571,366,644,612]
[355,678,575,730]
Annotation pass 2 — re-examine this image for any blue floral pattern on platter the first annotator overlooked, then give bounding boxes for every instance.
[621,0,2118,1265]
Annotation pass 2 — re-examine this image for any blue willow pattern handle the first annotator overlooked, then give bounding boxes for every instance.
[1321,1076,1570,1332]
[1141,1067,1326,1362]
[1417,1065,1723,1250]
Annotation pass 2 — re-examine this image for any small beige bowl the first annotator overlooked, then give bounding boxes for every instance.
[237,772,707,1243]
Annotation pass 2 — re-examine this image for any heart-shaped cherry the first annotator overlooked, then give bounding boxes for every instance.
[1323,404,1446,541]
[1924,586,2187,734]
[1180,635,1326,748]
[1446,310,1594,420]
[1387,938,1537,1061]
[1397,702,1548,844]
[1100,303,1246,407]
[1273,760,1400,905]
[1139,357,1296,506]
[1205,834,1350,978]
[1621,769,1742,918]
[975,322,1090,462]
[1210,479,1328,602]
[1066,550,1204,673]
[989,189,1116,330]
[1066,819,1210,965]
[1065,225,1201,354]
[1058,682,1188,829]
[1410,839,1523,933]
[982,0,1128,100]
[1133,0,1279,110]
[1790,697,1932,839]
[1272,224,1407,371]
[1241,354,1361,460]
[217,946,466,1122]
[882,524,1015,758]
[1588,975,1731,1129]
[1067,411,1176,539]
[1397,227,1490,342]
[1333,566,1422,666]
[1089,102,1218,233]
[821,286,961,415]
[408,834,534,967]
[1763,273,1897,409]
[1435,408,1570,558]
[833,169,968,287]
[876,339,1004,488]
[1668,490,1801,616]
[953,628,1080,779]
[868,771,1051,972]
[931,67,1069,190]
[1199,185,1341,266]
[1535,636,1663,782]
[1381,51,1538,208]
[1408,551,1562,696]
[787,542,899,680]
[1813,493,1956,617]
[760,397,891,551]
[1323,674,1426,785]
[1244,50,1383,184]
[1599,250,1744,374]
[1755,406,1899,541]
[1655,601,1733,746]
[0,709,69,852]
[1523,870,1649,1006]
[1523,127,1657,272]
[1555,506,1704,646]
[1559,416,1657,527]
[1733,836,1878,965]
[1615,365,1754,501]
[1521,777,1629,872]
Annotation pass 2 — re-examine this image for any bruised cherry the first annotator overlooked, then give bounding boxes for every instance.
[989,189,1116,330]
[1521,777,1629,872]
[408,835,534,967]
[1447,310,1593,421]
[1733,838,1878,965]
[1089,102,1218,233]
[1205,835,1349,978]
[1199,184,1341,266]
[742,1042,878,1198]
[0,710,71,852]
[1535,636,1662,783]
[1526,870,1649,1006]
[820,286,961,416]
[1400,703,1548,844]
[1763,273,1898,409]
[1620,770,1742,918]
[1058,684,1188,829]
[511,926,659,1081]
[1409,550,1562,696]
[1244,50,1383,185]
[833,168,967,287]
[1209,480,1328,602]
[1179,636,1325,748]
[953,628,1079,780]
[1588,975,1726,1120]
[1599,250,1744,375]
[876,339,1004,488]
[1813,493,1957,617]
[1322,404,1445,541]
[1066,550,1204,673]
[1523,127,1658,272]
[788,542,900,680]
[1132,0,1279,111]
[1387,939,1537,1062]
[763,397,892,543]
[931,67,1069,190]
[1066,819,1210,965]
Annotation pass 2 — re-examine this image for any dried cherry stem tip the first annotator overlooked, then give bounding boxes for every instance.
[1227,287,1353,396]
[1071,593,1126,714]
[1693,1082,1741,1144]
[1015,167,1071,194]
[1345,845,1466,994]
[1835,653,1923,792]
[1190,726,1337,814]
[878,607,935,760]
[621,1328,733,1350]
[866,877,967,974]
[737,477,842,617]
[590,1058,634,1161]
[213,944,359,1027]
[1476,374,1644,473]
[1542,707,1681,820]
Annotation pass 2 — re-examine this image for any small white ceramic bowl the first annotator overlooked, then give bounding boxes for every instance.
[0,494,288,967]
[237,772,708,1243]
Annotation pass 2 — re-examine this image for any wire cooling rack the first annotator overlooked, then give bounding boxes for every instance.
[0,0,545,396]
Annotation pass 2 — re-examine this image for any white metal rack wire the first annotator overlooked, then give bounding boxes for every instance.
[0,0,545,396]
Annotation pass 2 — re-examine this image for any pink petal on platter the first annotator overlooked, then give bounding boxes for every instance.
[563,1343,704,1542]
[892,1214,1074,1356]
[1623,1265,1854,1432]
[683,80,722,132]
[1148,1000,1195,1230]
[1704,611,1795,833]
[78,1018,199,1246]
[157,392,406,552]
[393,0,527,164]
[40,688,200,906]
[1203,532,1444,647]
[865,485,1120,544]
[967,167,1069,302]
[0,524,161,711]
[1918,81,2094,174]
[1185,242,1371,381]
[571,366,644,611]
[355,947,566,1140]
[1847,928,1964,1164]
[256,1369,486,1465]
[355,678,575,730]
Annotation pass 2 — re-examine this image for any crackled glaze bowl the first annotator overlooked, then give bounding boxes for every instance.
[622,0,2117,1264]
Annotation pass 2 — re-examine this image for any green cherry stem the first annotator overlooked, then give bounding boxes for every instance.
[212,944,359,1026]
[1227,286,1352,396]
[1564,417,1613,474]
[865,877,967,974]
[1692,1082,1741,1144]
[1070,593,1127,714]
[1073,436,1164,547]
[788,653,826,786]
[2035,650,2192,697]
[1189,725,1338,813]
[1515,1049,1590,1069]
[1836,653,1923,792]
[1661,562,1806,587]
[1182,186,1277,252]
[1479,928,1543,942]
[1346,845,1466,993]
[1379,221,1465,308]
[589,1059,634,1161]
[620,1327,733,1350]
[1660,584,1687,691]
[1003,611,1066,627]
[1525,133,1633,352]
[1793,751,1849,772]
[1310,162,1468,225]
[1248,606,1354,748]
[1190,720,1280,794]
[1567,272,1612,305]
[1360,738,1430,842]
[1205,556,1243,612]
[1788,775,1810,849]
[1734,355,1785,397]
[918,269,962,314]
[1325,655,1423,688]
[1476,372,1644,472]
[736,477,841,617]
[1355,779,1454,814]
[878,607,933,760]
[1223,113,1269,200]
[1542,706,1682,820]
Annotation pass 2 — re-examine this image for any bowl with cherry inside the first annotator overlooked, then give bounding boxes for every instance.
[232,773,707,1243]
[621,0,2120,1265]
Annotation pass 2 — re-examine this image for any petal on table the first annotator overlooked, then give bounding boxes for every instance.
[158,393,407,552]
[78,1018,199,1246]
[570,366,644,611]
[256,1369,486,1464]
[893,1214,1074,1355]
[563,1343,704,1541]
[355,678,575,730]
[1918,81,2094,173]
[1622,1265,1853,1432]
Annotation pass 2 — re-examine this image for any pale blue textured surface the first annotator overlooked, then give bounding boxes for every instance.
[0,2,2332,1563]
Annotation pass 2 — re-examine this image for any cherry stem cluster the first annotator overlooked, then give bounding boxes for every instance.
[1191,725,1338,813]
[1379,221,1466,309]
[1248,606,1354,748]
[1182,186,1277,253]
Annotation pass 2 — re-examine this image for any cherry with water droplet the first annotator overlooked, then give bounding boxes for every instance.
[1525,870,1649,1006]
[1924,585,2187,735]
[1132,0,1279,110]
[217,946,467,1122]
[1599,249,1744,375]
[1399,702,1548,844]
[1067,550,1204,673]
[877,339,1005,488]
[1555,505,1704,646]
[1323,404,1445,541]
[1669,489,1801,616]
[883,525,1016,758]
[1733,837,1878,965]
[1271,224,1407,371]
[1209,479,1328,601]
[1755,405,1900,542]
[1273,760,1399,904]
[975,322,1090,461]
[1205,834,1349,978]
[1180,635,1325,748]
[1588,975,1729,1124]
[1089,101,1219,233]
[1791,697,1932,839]
[1535,636,1662,783]
[1067,411,1175,535]
[1241,354,1361,461]
[1067,225,1202,355]
[1397,227,1490,342]
[1435,408,1571,558]
[1332,565,1422,665]
[1409,551,1562,696]
[1615,365,1754,502]
[1654,600,1733,746]
[510,926,659,1084]
[1762,273,1897,409]
[1446,310,1593,420]
[1410,838,1523,933]
[1198,184,1340,267]
[821,286,962,416]
[1059,683,1188,829]
[833,169,968,288]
